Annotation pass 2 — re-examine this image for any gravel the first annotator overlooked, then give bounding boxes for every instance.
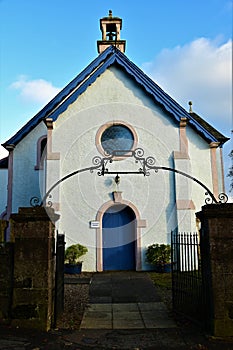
[56,273,92,330]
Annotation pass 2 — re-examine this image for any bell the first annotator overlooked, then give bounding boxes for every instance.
[107,31,116,41]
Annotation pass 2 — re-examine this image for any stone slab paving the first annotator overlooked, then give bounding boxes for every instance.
[81,272,177,329]
[89,271,162,304]
[80,302,177,329]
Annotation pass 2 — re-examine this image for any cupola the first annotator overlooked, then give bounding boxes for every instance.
[97,10,126,54]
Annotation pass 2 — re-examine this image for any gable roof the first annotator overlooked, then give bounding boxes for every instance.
[189,112,228,145]
[3,46,229,148]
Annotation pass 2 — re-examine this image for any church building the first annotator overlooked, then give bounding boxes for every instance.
[0,11,229,271]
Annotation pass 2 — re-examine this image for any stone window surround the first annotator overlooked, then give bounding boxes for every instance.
[95,120,138,160]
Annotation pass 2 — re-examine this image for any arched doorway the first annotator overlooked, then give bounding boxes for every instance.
[102,204,136,271]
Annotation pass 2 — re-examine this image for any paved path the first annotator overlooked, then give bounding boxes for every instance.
[1,272,233,349]
[80,271,177,329]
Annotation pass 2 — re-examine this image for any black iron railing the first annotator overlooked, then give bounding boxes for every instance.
[171,230,212,330]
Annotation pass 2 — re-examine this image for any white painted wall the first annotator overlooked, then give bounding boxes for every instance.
[0,169,8,216]
[187,126,213,203]
[12,122,47,212]
[7,65,224,271]
[45,66,215,271]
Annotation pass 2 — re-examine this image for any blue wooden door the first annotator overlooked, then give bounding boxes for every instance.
[102,205,136,271]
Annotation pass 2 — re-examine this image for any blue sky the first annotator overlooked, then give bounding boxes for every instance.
[0,0,232,191]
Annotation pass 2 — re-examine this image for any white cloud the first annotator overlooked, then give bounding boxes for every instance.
[10,76,61,104]
[142,37,232,135]
[0,145,9,160]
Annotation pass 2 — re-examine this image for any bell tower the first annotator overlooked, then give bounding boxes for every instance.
[97,10,126,54]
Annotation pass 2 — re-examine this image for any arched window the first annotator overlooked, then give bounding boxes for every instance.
[35,136,47,170]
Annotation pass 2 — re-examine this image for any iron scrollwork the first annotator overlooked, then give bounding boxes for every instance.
[30,196,41,207]
[205,192,228,205]
[30,194,53,208]
[218,193,228,203]
[30,147,228,207]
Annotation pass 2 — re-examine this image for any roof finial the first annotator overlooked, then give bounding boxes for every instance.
[109,10,112,18]
[188,101,193,113]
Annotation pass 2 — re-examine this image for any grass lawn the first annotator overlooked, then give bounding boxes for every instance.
[148,272,172,309]
[148,272,172,289]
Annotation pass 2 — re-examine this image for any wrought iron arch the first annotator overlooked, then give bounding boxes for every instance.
[30,148,228,207]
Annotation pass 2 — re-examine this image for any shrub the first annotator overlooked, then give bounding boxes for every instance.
[146,243,171,267]
[64,244,88,265]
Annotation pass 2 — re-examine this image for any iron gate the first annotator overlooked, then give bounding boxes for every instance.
[54,232,65,324]
[171,229,213,330]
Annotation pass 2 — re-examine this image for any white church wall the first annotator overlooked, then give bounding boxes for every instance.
[12,122,47,212]
[48,66,182,270]
[186,126,214,210]
[6,63,218,271]
[39,65,223,271]
[0,169,8,215]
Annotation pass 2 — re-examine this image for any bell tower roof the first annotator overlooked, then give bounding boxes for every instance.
[97,10,126,54]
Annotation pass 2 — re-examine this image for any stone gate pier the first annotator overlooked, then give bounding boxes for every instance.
[197,203,233,337]
[10,207,59,331]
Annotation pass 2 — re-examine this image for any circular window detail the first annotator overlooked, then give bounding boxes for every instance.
[101,124,134,155]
